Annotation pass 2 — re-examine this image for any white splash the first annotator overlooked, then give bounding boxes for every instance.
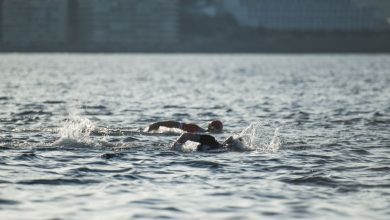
[172,141,198,153]
[238,121,283,152]
[53,117,95,147]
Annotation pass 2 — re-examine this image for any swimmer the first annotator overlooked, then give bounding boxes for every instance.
[171,133,245,152]
[146,120,223,133]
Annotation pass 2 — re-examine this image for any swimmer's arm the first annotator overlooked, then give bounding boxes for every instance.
[171,133,200,149]
[147,121,181,131]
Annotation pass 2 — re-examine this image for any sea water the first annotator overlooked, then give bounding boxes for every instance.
[0,54,389,219]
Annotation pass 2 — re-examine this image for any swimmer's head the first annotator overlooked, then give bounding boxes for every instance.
[207,120,223,133]
[223,136,245,151]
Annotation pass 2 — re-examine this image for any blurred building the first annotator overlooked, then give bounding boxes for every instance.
[1,0,68,46]
[216,0,389,31]
[74,0,178,49]
[0,0,178,50]
[0,0,389,52]
[354,0,390,22]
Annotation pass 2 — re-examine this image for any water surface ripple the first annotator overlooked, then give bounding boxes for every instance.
[0,54,389,219]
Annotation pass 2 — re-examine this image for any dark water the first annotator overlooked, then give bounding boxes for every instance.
[0,54,389,219]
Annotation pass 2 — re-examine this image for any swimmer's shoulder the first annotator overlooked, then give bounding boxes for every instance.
[182,123,205,133]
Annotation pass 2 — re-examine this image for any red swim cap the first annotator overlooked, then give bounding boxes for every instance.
[210,120,223,130]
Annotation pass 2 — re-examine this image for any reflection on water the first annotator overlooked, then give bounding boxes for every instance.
[0,54,389,219]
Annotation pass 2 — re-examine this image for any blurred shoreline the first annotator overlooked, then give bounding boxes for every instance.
[1,31,390,53]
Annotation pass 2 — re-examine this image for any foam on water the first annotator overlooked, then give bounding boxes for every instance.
[238,121,284,152]
[53,117,96,148]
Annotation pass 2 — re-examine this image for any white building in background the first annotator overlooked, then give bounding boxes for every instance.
[217,0,389,31]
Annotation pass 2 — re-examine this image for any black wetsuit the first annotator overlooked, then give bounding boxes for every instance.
[197,134,222,151]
